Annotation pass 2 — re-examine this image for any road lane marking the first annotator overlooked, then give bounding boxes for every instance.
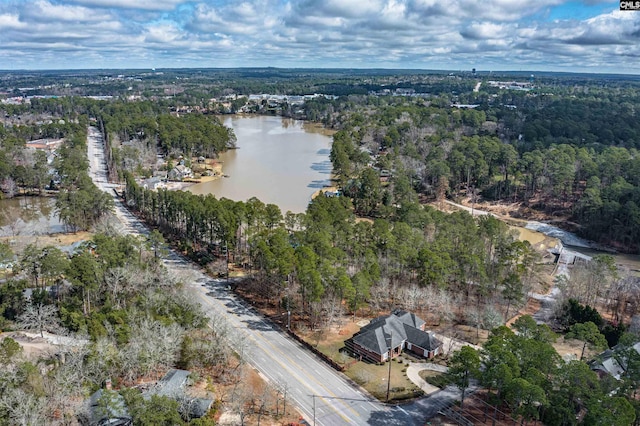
[240,323,362,422]
[194,291,360,424]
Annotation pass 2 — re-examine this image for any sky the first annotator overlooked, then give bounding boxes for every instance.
[0,0,638,74]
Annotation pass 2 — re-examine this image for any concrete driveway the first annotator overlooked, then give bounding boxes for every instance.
[406,363,448,395]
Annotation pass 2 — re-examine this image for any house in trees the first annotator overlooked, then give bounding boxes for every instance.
[145,369,214,419]
[141,176,166,191]
[168,165,192,181]
[85,380,132,426]
[84,370,213,424]
[591,341,640,380]
[345,309,442,363]
[323,189,341,198]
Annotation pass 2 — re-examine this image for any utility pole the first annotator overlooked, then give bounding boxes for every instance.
[312,394,316,426]
[285,276,291,330]
[225,240,229,288]
[386,335,392,403]
[282,385,287,416]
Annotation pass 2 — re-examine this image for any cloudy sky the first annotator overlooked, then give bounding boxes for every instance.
[0,0,638,73]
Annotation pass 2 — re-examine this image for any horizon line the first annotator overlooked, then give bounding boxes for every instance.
[0,66,639,78]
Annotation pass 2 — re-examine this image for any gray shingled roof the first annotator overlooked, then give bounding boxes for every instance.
[88,389,131,426]
[146,369,213,420]
[392,309,426,330]
[352,310,439,356]
[353,315,407,355]
[403,326,442,351]
[154,369,190,397]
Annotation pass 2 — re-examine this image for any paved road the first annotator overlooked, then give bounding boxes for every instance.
[86,126,464,425]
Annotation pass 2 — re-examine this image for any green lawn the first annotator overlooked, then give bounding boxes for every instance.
[345,357,423,401]
[419,369,451,389]
[301,331,423,402]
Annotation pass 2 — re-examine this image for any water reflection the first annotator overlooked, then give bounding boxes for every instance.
[188,116,333,213]
[0,197,64,236]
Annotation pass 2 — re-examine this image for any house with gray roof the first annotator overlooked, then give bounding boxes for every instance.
[591,341,640,381]
[141,176,166,191]
[145,369,213,420]
[167,164,192,181]
[85,388,132,426]
[346,309,442,363]
[83,370,212,424]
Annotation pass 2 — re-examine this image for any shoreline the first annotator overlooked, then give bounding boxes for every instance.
[165,157,226,191]
[310,185,339,200]
[164,174,221,191]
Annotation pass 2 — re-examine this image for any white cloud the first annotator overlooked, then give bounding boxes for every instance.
[144,23,184,44]
[23,0,108,22]
[0,0,637,73]
[461,22,512,40]
[67,0,189,11]
[0,13,26,30]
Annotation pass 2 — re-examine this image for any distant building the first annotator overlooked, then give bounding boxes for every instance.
[167,165,192,181]
[25,138,64,151]
[591,342,640,381]
[487,80,533,91]
[141,177,166,191]
[451,104,480,109]
[83,370,213,424]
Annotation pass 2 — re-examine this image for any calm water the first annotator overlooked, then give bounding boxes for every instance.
[188,116,333,213]
[0,196,64,236]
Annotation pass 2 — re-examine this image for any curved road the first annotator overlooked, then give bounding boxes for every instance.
[87,126,462,425]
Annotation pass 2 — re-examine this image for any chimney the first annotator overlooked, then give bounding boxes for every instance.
[105,378,112,390]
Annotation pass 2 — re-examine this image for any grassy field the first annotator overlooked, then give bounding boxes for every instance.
[345,356,423,401]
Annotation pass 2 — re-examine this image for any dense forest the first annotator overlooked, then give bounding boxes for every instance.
[314,85,640,252]
[123,174,540,328]
[448,316,638,426]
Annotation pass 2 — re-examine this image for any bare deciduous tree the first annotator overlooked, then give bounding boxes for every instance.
[320,296,344,330]
[85,335,120,385]
[92,214,124,237]
[255,383,273,426]
[45,346,91,422]
[228,370,253,426]
[103,266,132,309]
[18,303,61,338]
[403,284,422,312]
[1,178,18,199]
[119,315,184,382]
[0,387,48,426]
[369,277,390,311]
[483,305,504,330]
[465,306,484,340]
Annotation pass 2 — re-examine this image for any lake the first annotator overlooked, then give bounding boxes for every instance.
[188,115,333,214]
[0,196,64,237]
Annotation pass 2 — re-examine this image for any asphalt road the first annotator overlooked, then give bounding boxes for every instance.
[86,126,463,425]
